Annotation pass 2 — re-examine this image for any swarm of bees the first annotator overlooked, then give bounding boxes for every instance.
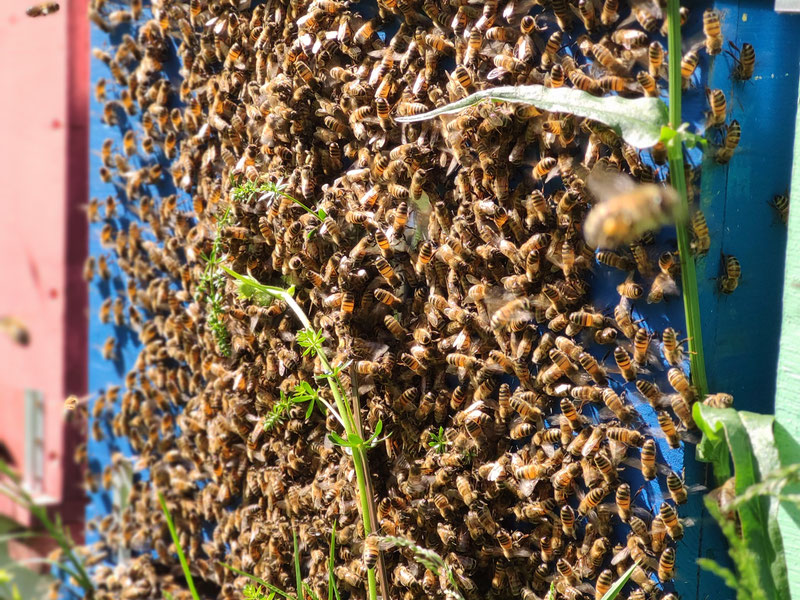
[75,0,757,599]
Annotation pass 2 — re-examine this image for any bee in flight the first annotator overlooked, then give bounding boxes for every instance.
[584,170,684,249]
[26,2,59,16]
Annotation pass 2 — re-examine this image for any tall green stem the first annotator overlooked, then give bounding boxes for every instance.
[280,295,379,600]
[666,0,708,398]
[222,272,380,600]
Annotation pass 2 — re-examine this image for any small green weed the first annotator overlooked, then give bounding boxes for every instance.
[196,206,233,357]
[428,427,450,454]
[223,267,385,600]
[231,177,326,222]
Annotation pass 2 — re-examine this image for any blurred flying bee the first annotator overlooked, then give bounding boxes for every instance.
[584,171,683,249]
[26,2,59,17]
[0,316,30,346]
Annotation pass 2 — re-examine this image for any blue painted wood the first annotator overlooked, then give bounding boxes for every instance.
[693,3,800,598]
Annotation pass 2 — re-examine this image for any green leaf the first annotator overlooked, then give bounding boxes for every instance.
[364,420,383,446]
[545,582,556,600]
[395,85,668,148]
[317,208,327,219]
[599,561,639,600]
[329,523,341,600]
[297,328,326,357]
[303,583,321,600]
[693,405,788,599]
[694,403,732,482]
[328,432,353,448]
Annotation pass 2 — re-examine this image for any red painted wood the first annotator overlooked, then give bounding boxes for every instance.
[0,0,88,540]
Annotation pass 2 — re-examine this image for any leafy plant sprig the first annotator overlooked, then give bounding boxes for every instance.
[231,177,326,221]
[429,427,450,454]
[223,266,386,600]
[380,536,464,600]
[196,206,233,357]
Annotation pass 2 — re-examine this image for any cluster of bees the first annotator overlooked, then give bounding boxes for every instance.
[74,0,756,598]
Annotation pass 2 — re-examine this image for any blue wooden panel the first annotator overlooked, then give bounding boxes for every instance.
[693,2,800,598]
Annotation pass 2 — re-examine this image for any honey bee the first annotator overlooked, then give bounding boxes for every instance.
[26,2,59,17]
[703,9,723,55]
[704,392,734,409]
[728,41,755,81]
[681,49,700,88]
[585,171,682,249]
[719,253,741,294]
[716,119,741,164]
[706,88,727,127]
[658,502,684,540]
[690,209,711,255]
[657,411,681,449]
[578,486,608,516]
[770,193,790,224]
[101,336,116,361]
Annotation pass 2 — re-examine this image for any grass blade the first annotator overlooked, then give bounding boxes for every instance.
[293,531,303,600]
[600,561,639,600]
[328,523,341,600]
[395,85,667,148]
[157,492,200,600]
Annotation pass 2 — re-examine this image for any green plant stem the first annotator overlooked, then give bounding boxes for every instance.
[666,0,708,398]
[281,293,377,600]
[222,272,379,600]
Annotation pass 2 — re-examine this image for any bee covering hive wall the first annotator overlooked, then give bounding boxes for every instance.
[82,1,799,600]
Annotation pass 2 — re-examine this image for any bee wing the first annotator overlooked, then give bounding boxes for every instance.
[586,168,638,203]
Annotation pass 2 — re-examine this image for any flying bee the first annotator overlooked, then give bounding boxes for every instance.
[26,2,59,17]
[101,336,116,361]
[584,171,683,249]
